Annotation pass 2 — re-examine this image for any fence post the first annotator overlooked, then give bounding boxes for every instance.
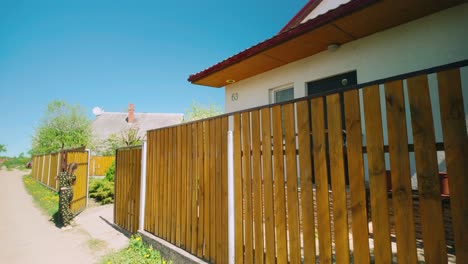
[41,155,45,183]
[227,131,235,264]
[47,154,52,187]
[139,141,147,231]
[56,154,60,190]
[86,149,90,208]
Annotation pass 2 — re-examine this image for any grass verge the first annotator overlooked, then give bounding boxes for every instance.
[99,235,171,264]
[23,174,58,217]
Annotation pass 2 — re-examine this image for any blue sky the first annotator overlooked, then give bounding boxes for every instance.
[0,0,306,156]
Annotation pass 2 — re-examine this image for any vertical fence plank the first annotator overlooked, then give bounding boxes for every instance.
[158,130,164,237]
[261,107,276,264]
[169,129,174,241]
[153,131,159,234]
[114,150,119,228]
[151,132,157,236]
[203,120,211,259]
[296,100,316,264]
[149,132,154,234]
[197,122,205,258]
[163,129,169,240]
[362,85,392,263]
[241,112,254,263]
[384,80,418,263]
[135,148,142,233]
[271,105,288,264]
[215,118,223,262]
[192,124,199,255]
[251,110,264,264]
[186,125,193,251]
[172,128,178,244]
[144,133,151,232]
[157,131,163,237]
[343,90,370,264]
[209,120,216,261]
[327,94,350,264]
[284,103,301,263]
[437,68,468,263]
[180,125,188,249]
[170,128,175,243]
[407,75,448,263]
[221,116,229,263]
[233,114,244,263]
[175,127,182,246]
[311,97,333,264]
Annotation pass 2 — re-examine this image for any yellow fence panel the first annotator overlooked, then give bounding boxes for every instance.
[114,146,142,233]
[90,156,115,176]
[67,151,89,214]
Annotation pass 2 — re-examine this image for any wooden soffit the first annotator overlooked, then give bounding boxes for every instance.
[189,0,467,88]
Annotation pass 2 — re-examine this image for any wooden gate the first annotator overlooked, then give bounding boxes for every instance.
[31,147,90,214]
[66,150,89,214]
[114,146,142,233]
[64,148,89,214]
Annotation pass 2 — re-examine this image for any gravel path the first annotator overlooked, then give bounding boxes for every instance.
[0,169,128,263]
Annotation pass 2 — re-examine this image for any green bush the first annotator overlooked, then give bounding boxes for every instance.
[2,153,30,170]
[105,160,115,182]
[89,178,114,205]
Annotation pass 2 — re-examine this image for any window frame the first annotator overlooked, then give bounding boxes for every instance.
[269,84,294,104]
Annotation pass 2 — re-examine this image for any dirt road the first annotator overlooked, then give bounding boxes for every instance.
[0,169,128,263]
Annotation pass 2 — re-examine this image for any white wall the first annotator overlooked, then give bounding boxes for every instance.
[225,3,468,185]
[301,0,351,23]
[225,3,468,113]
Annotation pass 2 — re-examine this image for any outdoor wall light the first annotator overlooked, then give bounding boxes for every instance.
[327,43,340,52]
[226,79,236,84]
[231,93,239,101]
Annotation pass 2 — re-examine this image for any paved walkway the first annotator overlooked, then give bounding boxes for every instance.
[0,169,128,264]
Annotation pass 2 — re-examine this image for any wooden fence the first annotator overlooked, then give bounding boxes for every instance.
[32,153,60,190]
[144,118,229,263]
[31,148,90,214]
[90,156,114,176]
[114,61,467,263]
[114,146,142,234]
[232,66,467,263]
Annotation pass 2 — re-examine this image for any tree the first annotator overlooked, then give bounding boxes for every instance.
[30,100,91,155]
[183,100,223,122]
[0,144,6,154]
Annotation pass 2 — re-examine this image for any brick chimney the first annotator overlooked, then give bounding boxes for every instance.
[128,103,135,123]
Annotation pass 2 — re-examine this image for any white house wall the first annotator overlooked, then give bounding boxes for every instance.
[225,3,468,113]
[225,3,468,184]
[301,0,351,23]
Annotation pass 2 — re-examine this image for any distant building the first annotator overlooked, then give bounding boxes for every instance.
[91,103,183,154]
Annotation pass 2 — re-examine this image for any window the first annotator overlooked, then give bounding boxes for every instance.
[271,86,294,103]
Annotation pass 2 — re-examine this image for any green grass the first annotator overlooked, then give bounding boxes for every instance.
[23,174,59,217]
[99,235,171,264]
